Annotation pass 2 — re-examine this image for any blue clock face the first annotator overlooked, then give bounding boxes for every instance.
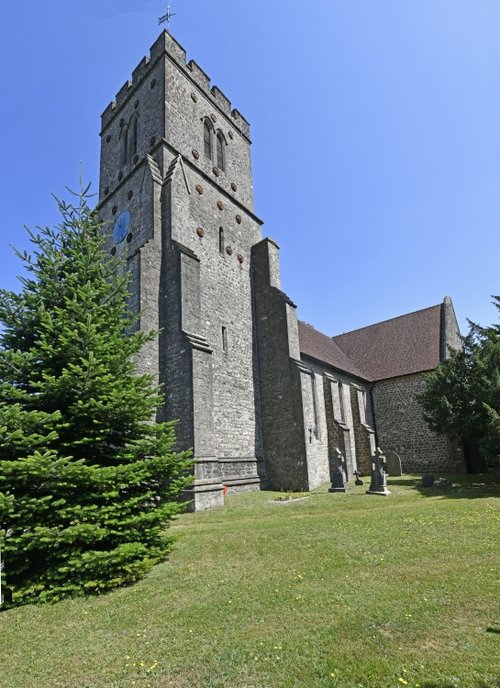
[113,210,131,244]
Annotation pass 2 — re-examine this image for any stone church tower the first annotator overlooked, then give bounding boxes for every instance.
[98,32,266,509]
[98,31,466,511]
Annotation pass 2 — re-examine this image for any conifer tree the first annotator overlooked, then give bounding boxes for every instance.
[419,296,500,469]
[0,187,192,606]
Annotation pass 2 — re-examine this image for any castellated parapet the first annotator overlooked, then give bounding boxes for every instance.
[101,31,250,140]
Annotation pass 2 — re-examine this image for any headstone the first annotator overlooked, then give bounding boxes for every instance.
[353,470,364,486]
[385,449,402,476]
[367,447,391,496]
[329,448,349,493]
[421,473,434,488]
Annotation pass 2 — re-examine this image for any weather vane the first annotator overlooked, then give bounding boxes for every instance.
[158,3,176,29]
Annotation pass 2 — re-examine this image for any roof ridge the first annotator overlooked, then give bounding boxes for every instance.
[332,303,442,339]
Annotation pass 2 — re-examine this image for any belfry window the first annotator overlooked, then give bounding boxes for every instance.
[121,125,129,165]
[130,116,139,156]
[216,131,225,171]
[204,119,212,159]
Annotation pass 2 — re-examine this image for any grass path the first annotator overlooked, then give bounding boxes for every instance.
[1,474,499,688]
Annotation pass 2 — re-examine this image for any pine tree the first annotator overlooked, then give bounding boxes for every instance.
[0,187,192,606]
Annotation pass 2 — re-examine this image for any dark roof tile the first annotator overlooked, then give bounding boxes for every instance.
[332,304,442,380]
[298,321,369,380]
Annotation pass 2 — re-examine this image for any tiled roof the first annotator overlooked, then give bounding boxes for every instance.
[298,321,369,380]
[298,304,444,382]
[332,304,442,381]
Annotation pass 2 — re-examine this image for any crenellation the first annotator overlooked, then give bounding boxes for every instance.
[116,79,133,103]
[101,33,250,141]
[132,56,151,83]
[210,86,231,113]
[150,30,186,64]
[231,109,250,139]
[187,59,211,91]
[101,100,117,128]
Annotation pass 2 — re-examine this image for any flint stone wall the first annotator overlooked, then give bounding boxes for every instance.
[372,373,465,473]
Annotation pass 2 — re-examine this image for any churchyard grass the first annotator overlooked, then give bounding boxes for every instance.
[0,473,498,688]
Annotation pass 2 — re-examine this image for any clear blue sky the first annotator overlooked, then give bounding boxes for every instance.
[1,0,499,335]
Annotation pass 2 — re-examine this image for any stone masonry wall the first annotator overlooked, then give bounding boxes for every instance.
[156,32,262,474]
[167,156,262,466]
[165,55,254,211]
[300,359,374,482]
[323,377,350,478]
[159,189,196,452]
[350,386,376,475]
[373,373,465,473]
[299,365,330,490]
[441,296,462,360]
[160,188,223,511]
[252,239,308,491]
[328,375,357,478]
[99,58,166,203]
[98,152,164,387]
[99,31,253,211]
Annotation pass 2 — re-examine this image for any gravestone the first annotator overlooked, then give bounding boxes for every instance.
[367,447,391,496]
[385,449,402,476]
[421,474,435,487]
[329,448,349,493]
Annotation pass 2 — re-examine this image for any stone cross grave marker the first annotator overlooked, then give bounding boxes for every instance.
[367,447,391,496]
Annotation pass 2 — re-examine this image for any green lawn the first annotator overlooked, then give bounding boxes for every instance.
[1,474,499,688]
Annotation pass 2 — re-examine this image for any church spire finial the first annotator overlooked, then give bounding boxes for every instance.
[158,3,176,30]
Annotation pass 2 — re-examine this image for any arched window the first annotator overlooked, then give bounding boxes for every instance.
[204,118,213,160]
[216,130,226,171]
[121,124,129,165]
[219,227,224,254]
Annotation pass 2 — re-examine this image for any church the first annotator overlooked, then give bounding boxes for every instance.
[98,31,465,510]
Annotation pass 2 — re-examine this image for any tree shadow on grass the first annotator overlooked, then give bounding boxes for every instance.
[388,472,500,500]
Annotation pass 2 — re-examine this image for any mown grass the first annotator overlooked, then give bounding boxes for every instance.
[0,474,499,688]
